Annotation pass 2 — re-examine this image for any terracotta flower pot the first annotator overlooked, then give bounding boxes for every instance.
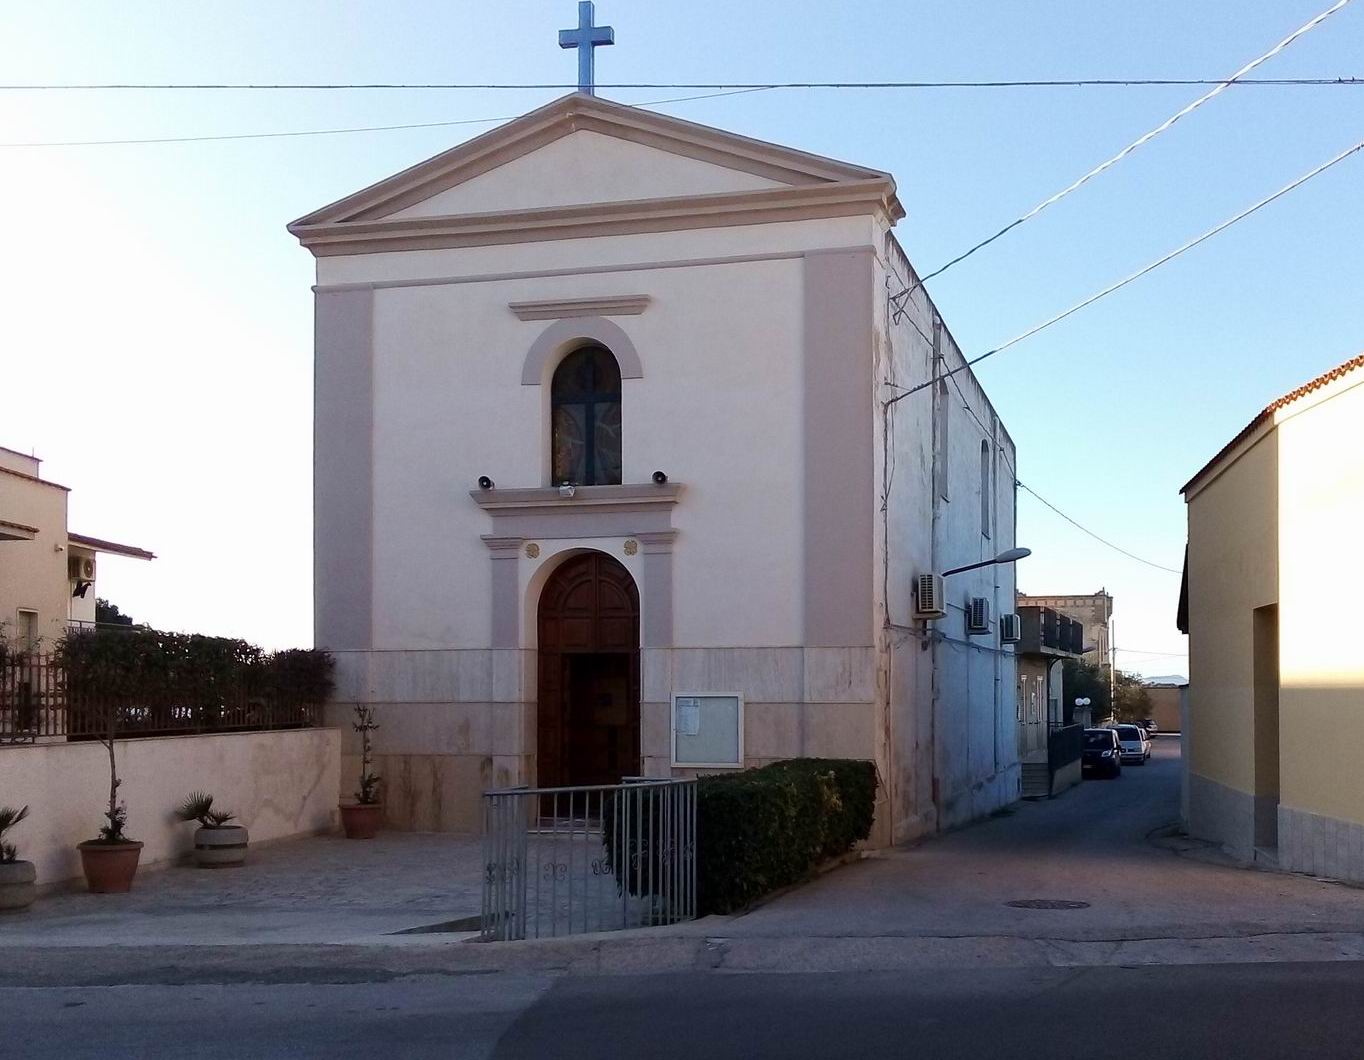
[340,803,383,840]
[0,860,37,912]
[193,825,249,868]
[77,840,143,893]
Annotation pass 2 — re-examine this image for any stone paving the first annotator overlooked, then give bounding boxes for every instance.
[0,832,485,947]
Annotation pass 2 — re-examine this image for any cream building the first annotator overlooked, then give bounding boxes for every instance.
[292,93,1022,843]
[0,446,153,650]
[1180,353,1364,878]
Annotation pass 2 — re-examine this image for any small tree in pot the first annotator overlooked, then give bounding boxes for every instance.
[176,792,248,868]
[77,730,143,893]
[340,706,382,839]
[0,806,36,912]
[58,629,144,892]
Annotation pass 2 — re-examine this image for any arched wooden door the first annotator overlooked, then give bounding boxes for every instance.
[536,552,640,789]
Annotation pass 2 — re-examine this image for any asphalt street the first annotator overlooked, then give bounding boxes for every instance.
[7,962,1364,1059]
[9,737,1364,1057]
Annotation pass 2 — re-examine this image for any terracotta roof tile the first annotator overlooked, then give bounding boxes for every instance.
[1181,352,1364,494]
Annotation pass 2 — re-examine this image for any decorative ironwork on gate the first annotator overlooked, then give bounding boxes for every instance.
[480,778,697,941]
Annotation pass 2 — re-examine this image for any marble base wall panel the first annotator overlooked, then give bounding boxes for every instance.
[1187,771,1256,860]
[1280,804,1364,883]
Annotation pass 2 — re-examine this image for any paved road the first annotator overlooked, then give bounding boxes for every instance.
[704,738,1364,951]
[8,962,1364,1058]
[10,738,1364,1057]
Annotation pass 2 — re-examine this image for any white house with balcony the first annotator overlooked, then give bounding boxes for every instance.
[0,445,154,650]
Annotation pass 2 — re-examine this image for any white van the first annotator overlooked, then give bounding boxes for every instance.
[1112,724,1151,765]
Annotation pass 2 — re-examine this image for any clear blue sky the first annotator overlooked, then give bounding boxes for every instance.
[4,1,1361,674]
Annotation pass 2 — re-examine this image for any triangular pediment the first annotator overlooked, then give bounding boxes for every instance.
[290,94,902,251]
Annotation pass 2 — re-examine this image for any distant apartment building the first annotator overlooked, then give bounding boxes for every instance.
[0,445,153,649]
[1014,604,1086,797]
[1016,590,1114,680]
[1180,353,1364,880]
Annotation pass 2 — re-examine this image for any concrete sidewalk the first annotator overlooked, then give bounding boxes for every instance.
[9,740,1364,981]
[0,832,484,947]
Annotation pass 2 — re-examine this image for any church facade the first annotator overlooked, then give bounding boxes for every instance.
[291,93,1020,844]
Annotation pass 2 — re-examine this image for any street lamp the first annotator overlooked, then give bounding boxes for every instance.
[941,547,1033,578]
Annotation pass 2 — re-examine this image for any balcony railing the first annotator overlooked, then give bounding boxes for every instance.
[1017,606,1085,657]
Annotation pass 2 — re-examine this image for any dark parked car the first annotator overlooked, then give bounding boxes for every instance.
[1082,728,1122,779]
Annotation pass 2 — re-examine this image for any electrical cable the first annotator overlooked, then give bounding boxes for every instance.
[885,136,1364,405]
[889,0,1356,313]
[0,86,773,148]
[2,78,1359,91]
[1017,481,1182,573]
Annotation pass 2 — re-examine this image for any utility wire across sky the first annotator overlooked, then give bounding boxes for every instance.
[885,136,1364,405]
[889,0,1357,316]
[1,77,1360,91]
[1017,481,1182,575]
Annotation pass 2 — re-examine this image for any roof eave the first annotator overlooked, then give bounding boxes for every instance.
[289,92,900,233]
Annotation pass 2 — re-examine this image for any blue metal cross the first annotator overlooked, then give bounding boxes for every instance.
[559,1,614,96]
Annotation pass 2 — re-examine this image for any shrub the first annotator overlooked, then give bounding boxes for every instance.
[55,628,333,728]
[694,758,877,914]
[601,759,878,917]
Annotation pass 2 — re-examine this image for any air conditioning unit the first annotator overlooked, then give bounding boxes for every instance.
[68,554,96,582]
[913,573,947,619]
[967,596,991,635]
[999,612,1021,644]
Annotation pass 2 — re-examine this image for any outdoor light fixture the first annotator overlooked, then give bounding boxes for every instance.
[477,476,494,490]
[941,546,1033,578]
[1075,697,1092,708]
[652,470,668,484]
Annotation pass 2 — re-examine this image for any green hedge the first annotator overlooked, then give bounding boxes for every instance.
[55,628,334,730]
[696,758,877,915]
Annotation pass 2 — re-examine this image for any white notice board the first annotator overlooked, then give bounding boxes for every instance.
[671,693,744,768]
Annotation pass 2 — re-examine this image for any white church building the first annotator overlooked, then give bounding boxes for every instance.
[291,92,1021,845]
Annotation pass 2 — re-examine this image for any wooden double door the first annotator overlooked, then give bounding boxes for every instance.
[536,552,640,789]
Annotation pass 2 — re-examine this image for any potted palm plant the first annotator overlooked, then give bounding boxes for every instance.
[0,805,36,912]
[176,792,248,868]
[76,702,143,893]
[340,705,382,839]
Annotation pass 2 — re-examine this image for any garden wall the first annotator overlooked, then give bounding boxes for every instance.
[3,728,340,887]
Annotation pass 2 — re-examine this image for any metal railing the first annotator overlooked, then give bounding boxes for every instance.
[1048,723,1085,778]
[1,651,322,745]
[480,778,697,942]
[0,653,66,743]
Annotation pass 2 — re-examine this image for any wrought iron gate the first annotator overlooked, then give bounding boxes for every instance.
[480,778,697,941]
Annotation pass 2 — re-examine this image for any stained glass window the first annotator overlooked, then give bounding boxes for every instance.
[551,345,622,486]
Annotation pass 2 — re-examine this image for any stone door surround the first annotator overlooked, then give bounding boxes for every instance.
[473,483,680,649]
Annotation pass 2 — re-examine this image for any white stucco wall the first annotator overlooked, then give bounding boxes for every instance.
[875,232,1021,840]
[5,728,340,887]
[388,129,785,218]
[363,223,862,652]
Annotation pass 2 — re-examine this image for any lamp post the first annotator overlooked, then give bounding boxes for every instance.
[940,547,1032,578]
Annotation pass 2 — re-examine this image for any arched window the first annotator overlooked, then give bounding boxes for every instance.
[551,345,622,486]
[979,439,991,538]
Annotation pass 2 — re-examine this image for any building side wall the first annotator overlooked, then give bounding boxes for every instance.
[1274,376,1364,877]
[1145,685,1184,732]
[1185,424,1278,858]
[876,234,1020,843]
